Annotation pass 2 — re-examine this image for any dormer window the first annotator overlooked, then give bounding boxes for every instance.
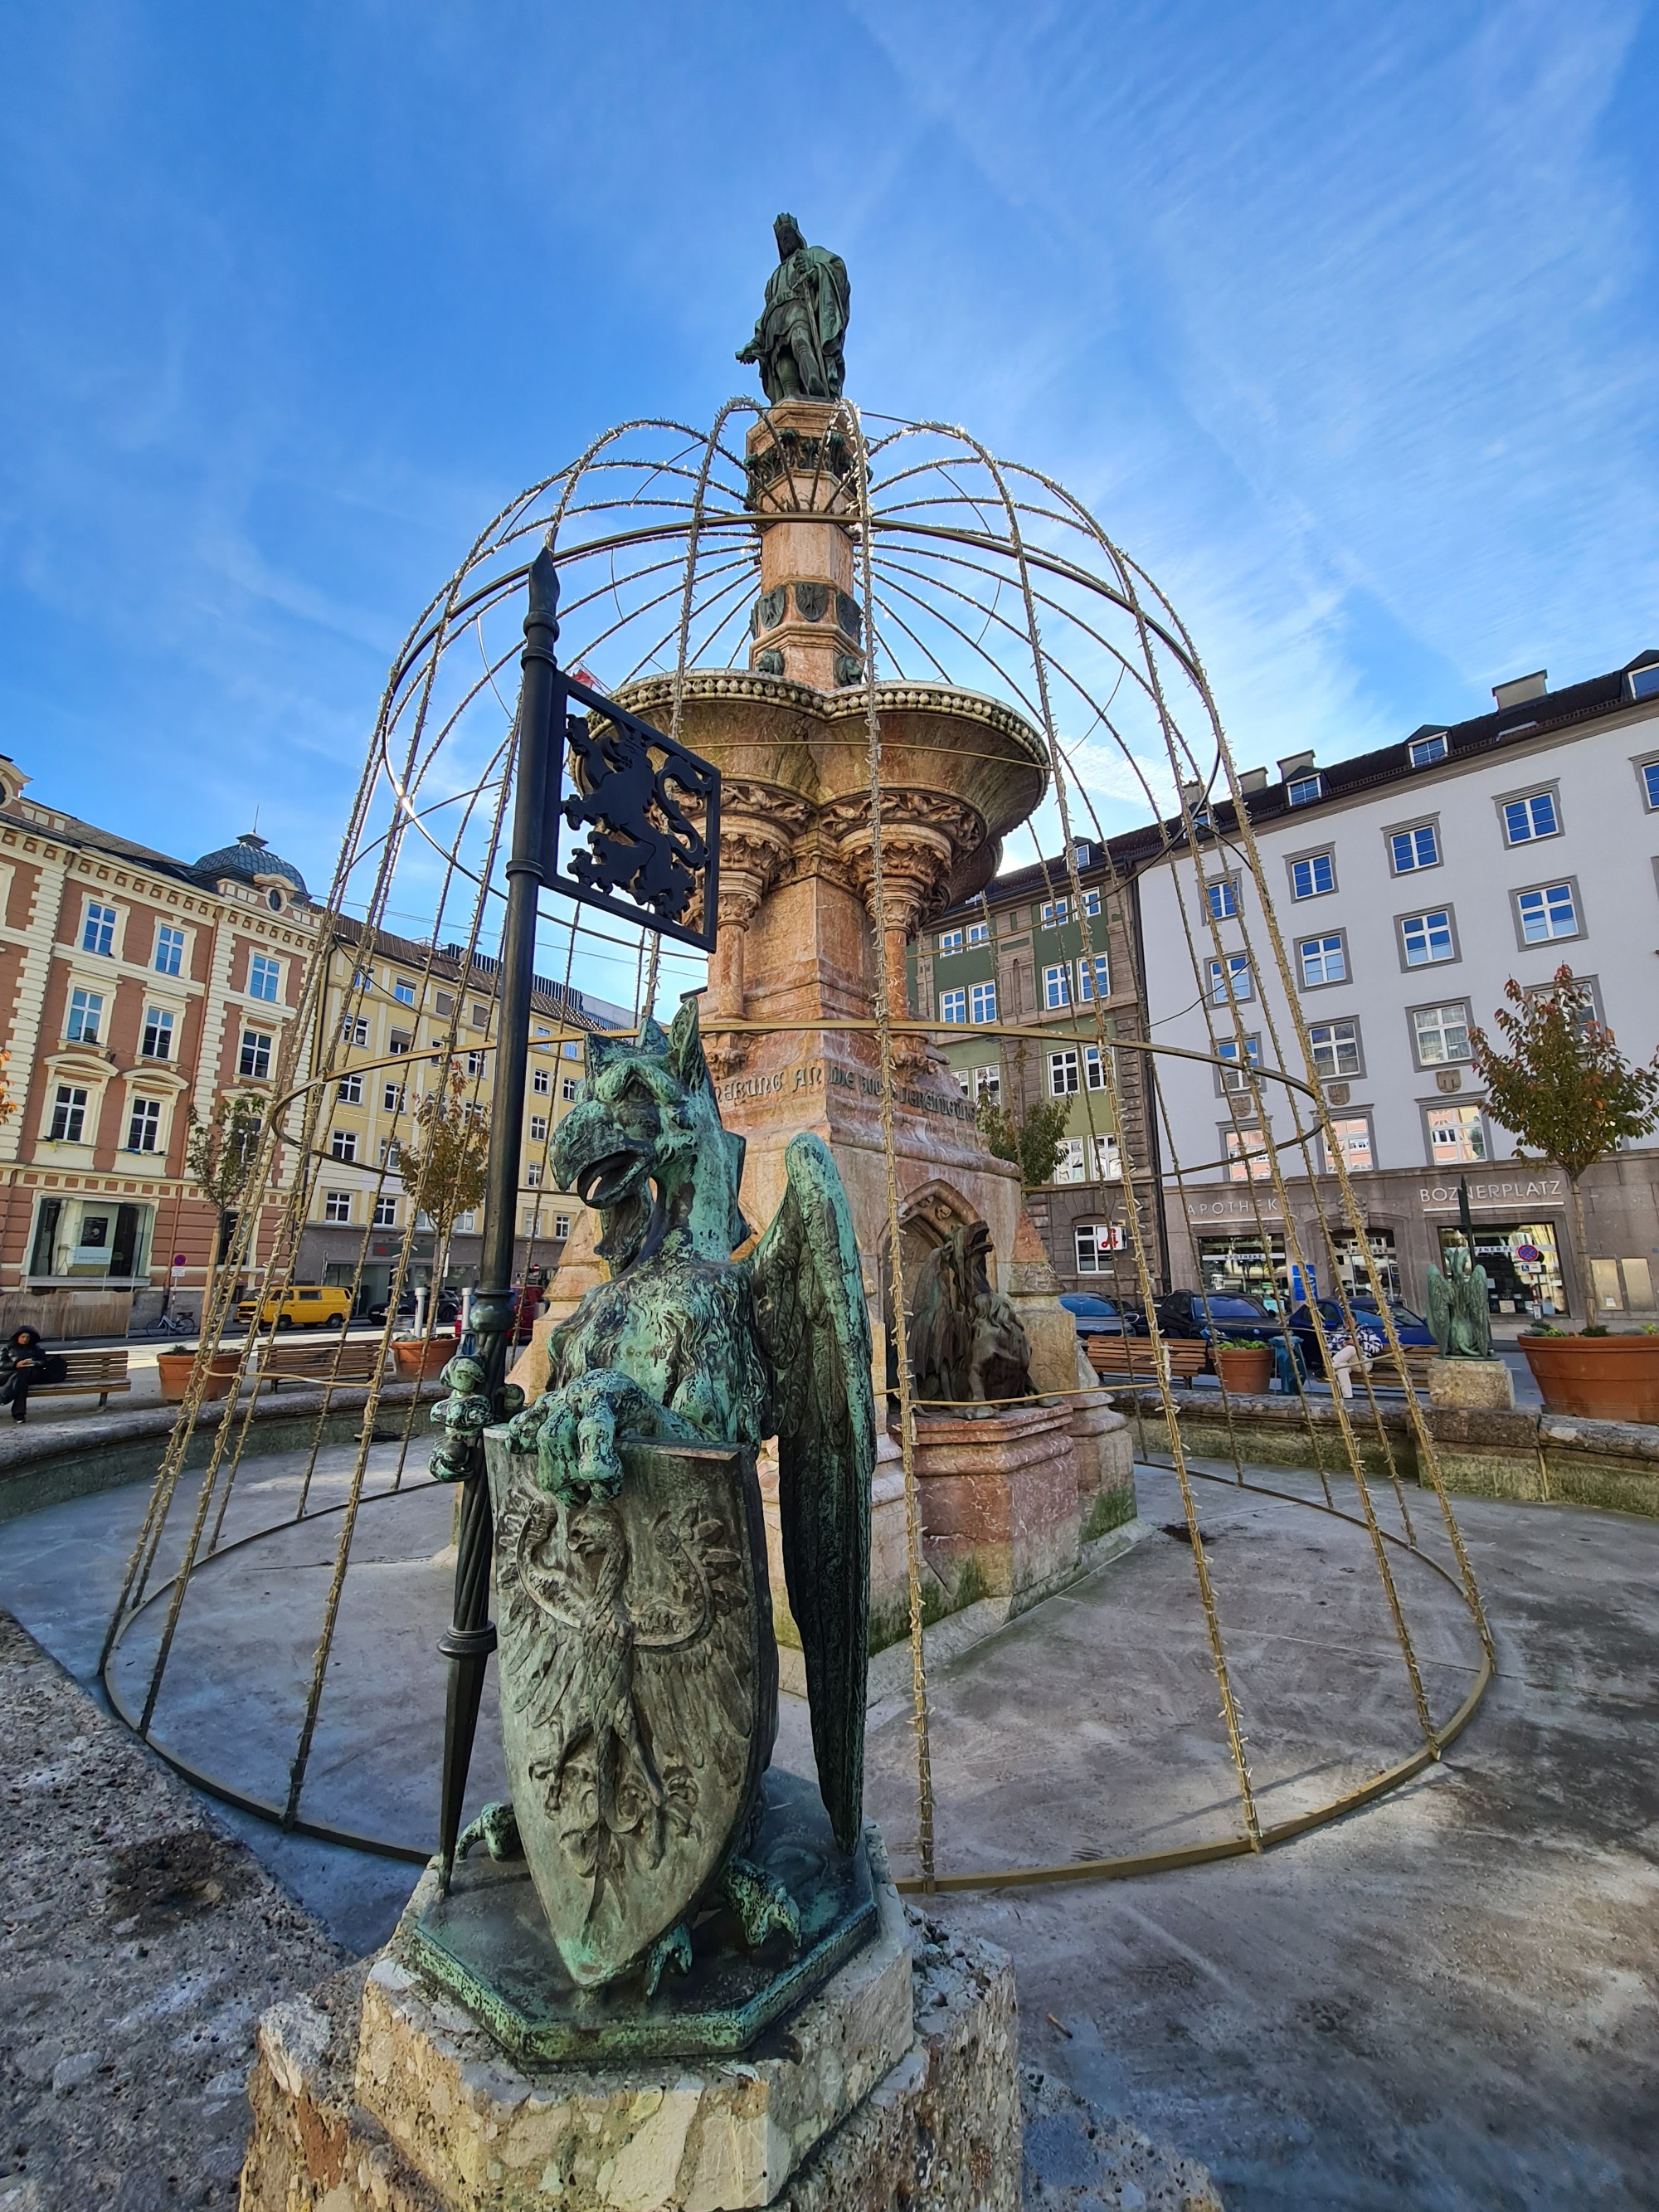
[1287,773,1322,807]
[1408,733,1447,767]
[267,888,285,912]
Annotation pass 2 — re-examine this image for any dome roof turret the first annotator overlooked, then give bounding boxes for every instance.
[193,831,309,902]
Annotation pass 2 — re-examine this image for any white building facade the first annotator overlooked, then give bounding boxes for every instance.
[1125,652,1659,1321]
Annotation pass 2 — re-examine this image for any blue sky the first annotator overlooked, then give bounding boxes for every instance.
[2,1,1655,1005]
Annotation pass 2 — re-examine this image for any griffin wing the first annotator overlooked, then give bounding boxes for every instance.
[747,1133,875,1854]
[1425,1265,1450,1355]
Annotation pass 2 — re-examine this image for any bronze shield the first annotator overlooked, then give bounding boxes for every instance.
[484,1435,776,1990]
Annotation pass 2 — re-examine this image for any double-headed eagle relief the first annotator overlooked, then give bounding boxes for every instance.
[452,997,875,1996]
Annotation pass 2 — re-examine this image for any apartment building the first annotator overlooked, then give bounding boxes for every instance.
[908,837,1163,1293]
[1121,650,1659,1319]
[296,922,627,1310]
[0,760,312,1335]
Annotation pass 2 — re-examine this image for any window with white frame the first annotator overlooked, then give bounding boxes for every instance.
[1408,732,1447,767]
[1412,1001,1472,1065]
[66,987,104,1044]
[1216,1035,1261,1093]
[1640,758,1659,811]
[1224,1125,1272,1181]
[324,1190,353,1224]
[353,967,375,991]
[455,1211,478,1234]
[1297,933,1347,987]
[1093,1134,1121,1179]
[465,1050,484,1076]
[1501,790,1559,845]
[378,1138,401,1169]
[469,1002,489,1028]
[1208,954,1253,1003]
[1287,772,1322,806]
[329,1128,358,1162]
[140,1006,174,1060]
[1399,909,1454,967]
[1081,887,1102,918]
[553,1212,573,1239]
[1083,1045,1106,1090]
[1389,824,1439,872]
[1040,897,1069,926]
[937,928,964,953]
[393,978,416,1005]
[939,987,967,1023]
[50,1085,89,1143]
[1076,953,1110,1002]
[1206,878,1238,921]
[338,1074,363,1104]
[966,921,990,946]
[529,1114,548,1143]
[1324,1116,1374,1172]
[1515,881,1580,943]
[970,980,997,1022]
[249,953,281,1002]
[520,1204,541,1235]
[382,1081,405,1113]
[1426,1103,1488,1165]
[124,1097,162,1152]
[524,1162,542,1187]
[372,1194,398,1229]
[1043,964,1072,1008]
[388,1028,411,1056]
[341,1016,368,1046]
[972,1065,1000,1104]
[1053,1138,1087,1183]
[1307,1019,1360,1078]
[81,903,116,956]
[1289,852,1335,899]
[154,924,185,976]
[1049,1050,1080,1095]
[240,1029,273,1079]
[1075,1220,1126,1272]
[562,1077,578,1101]
[533,1066,550,1094]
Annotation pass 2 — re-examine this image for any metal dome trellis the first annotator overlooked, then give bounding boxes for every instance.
[100,397,1491,1894]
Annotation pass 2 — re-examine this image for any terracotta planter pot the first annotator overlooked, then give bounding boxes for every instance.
[1518,1333,1659,1424]
[392,1337,452,1381]
[1214,1344,1274,1396]
[156,1349,241,1403]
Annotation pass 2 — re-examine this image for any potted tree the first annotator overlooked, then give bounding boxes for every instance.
[392,1071,489,1378]
[1472,967,1659,1421]
[158,1094,267,1401]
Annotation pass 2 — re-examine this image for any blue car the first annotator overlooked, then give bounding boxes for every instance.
[1288,1297,1433,1375]
[1058,1291,1141,1337]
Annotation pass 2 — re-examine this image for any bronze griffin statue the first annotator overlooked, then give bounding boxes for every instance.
[909,1222,1034,1405]
[445,996,875,1997]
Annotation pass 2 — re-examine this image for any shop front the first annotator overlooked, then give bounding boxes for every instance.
[6,1191,158,1337]
[1435,1221,1565,1318]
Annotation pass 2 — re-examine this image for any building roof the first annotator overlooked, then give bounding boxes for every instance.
[192,831,309,899]
[1105,649,1659,870]
[328,915,624,1030]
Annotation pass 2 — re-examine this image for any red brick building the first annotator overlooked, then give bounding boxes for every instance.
[0,756,318,1337]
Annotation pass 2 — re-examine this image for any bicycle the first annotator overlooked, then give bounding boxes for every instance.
[142,1310,197,1337]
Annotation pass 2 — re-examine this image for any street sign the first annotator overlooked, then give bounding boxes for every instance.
[1515,1242,1541,1264]
[172,1253,187,1269]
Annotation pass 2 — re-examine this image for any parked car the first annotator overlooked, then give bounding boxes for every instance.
[235,1284,352,1332]
[1058,1292,1131,1338]
[367,1288,460,1328]
[1288,1297,1433,1375]
[1154,1290,1282,1353]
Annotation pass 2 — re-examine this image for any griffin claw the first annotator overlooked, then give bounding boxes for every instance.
[457,1802,522,1862]
[643,1921,693,1999]
[719,1858,801,1954]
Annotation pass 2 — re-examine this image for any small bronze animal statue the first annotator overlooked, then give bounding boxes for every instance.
[908,1222,1034,1405]
[450,996,874,1995]
[1426,1245,1493,1359]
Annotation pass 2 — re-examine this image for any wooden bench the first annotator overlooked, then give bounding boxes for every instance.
[30,1347,132,1409]
[1362,1343,1435,1392]
[255,1341,387,1392]
[1085,1335,1209,1385]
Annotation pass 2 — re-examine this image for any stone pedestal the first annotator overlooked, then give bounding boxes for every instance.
[909,1401,1080,1618]
[240,1830,1022,2212]
[1428,1356,1515,1411]
[1068,1388,1136,1546]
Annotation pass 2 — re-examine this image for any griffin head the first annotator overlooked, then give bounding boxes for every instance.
[551,996,750,1273]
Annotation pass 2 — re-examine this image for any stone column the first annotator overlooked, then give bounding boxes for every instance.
[745,403,864,694]
[703,790,805,1078]
[836,814,954,1069]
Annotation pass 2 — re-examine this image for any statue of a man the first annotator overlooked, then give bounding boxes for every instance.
[737,213,850,403]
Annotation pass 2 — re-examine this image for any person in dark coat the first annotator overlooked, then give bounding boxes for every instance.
[0,1326,50,1423]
